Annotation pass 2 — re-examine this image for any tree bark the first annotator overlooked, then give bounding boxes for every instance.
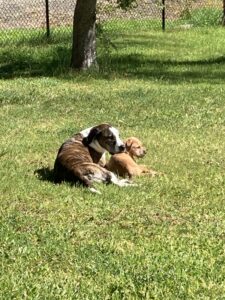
[223,0,225,26]
[71,0,98,70]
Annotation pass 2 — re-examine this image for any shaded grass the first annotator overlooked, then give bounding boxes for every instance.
[1,25,225,84]
[1,24,225,299]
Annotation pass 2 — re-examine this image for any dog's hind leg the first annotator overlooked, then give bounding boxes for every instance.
[79,173,102,194]
[86,165,136,187]
[77,163,137,192]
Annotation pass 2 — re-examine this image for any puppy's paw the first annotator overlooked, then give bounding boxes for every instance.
[144,169,164,177]
[150,170,165,177]
[149,170,158,177]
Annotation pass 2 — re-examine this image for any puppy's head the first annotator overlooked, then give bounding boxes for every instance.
[125,137,147,158]
[83,124,125,154]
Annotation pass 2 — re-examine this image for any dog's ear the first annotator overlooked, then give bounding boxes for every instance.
[125,138,133,150]
[83,127,101,146]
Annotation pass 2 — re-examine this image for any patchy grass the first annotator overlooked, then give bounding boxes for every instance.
[1,24,225,299]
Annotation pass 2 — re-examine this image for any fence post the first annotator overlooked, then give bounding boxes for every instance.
[223,0,225,26]
[45,0,50,37]
[162,0,165,31]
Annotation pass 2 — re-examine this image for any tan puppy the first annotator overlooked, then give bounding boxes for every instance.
[106,137,157,178]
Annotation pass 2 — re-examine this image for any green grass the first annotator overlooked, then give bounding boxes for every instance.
[1,23,225,299]
[182,7,223,27]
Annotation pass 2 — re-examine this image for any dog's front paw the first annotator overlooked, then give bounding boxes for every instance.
[89,187,102,194]
[119,179,138,187]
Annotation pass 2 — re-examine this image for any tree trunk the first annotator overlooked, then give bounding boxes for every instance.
[223,0,225,26]
[71,0,98,70]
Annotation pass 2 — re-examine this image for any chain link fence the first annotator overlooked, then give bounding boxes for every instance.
[0,0,224,44]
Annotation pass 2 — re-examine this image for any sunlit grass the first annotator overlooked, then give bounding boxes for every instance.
[1,24,225,298]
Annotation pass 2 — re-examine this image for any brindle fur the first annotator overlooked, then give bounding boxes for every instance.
[53,124,131,190]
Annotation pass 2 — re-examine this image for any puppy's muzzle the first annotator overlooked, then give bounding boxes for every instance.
[138,148,147,158]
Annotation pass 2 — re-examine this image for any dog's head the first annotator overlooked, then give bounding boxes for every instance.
[82,124,125,154]
[125,137,147,158]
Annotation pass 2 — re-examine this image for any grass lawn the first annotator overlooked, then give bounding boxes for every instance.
[1,24,225,299]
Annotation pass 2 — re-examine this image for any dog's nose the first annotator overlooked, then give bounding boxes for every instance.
[119,144,125,152]
[143,148,147,154]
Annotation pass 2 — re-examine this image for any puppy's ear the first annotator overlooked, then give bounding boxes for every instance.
[83,127,100,146]
[125,138,133,150]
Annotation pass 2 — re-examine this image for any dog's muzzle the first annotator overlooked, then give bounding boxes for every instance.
[118,144,126,152]
[110,144,125,155]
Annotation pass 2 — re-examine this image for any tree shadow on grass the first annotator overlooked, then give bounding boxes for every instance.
[1,33,225,83]
[0,45,72,79]
[101,54,225,84]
